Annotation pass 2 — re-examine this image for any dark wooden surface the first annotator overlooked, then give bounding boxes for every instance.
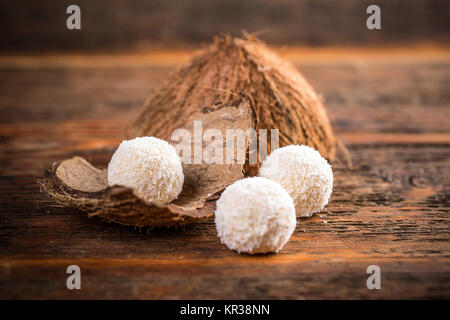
[2,0,449,52]
[0,49,449,299]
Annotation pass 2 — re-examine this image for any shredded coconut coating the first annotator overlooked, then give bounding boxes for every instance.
[259,145,333,217]
[108,137,184,206]
[215,177,296,254]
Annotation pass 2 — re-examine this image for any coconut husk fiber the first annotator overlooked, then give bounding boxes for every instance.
[41,33,341,228]
[40,95,256,227]
[129,32,337,175]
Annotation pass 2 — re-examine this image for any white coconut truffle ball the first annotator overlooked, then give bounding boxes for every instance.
[108,136,184,206]
[259,145,333,217]
[215,177,296,254]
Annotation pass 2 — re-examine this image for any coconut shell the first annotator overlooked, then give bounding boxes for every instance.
[41,95,256,227]
[129,33,336,175]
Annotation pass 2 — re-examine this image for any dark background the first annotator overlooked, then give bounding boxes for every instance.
[1,0,449,52]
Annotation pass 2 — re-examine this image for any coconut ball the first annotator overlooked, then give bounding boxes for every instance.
[259,145,333,217]
[215,177,296,254]
[108,136,184,206]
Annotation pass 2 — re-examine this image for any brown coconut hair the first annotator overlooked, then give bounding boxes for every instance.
[129,32,336,175]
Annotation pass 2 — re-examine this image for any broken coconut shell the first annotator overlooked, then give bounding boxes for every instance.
[40,95,256,227]
[41,33,343,228]
[129,33,337,175]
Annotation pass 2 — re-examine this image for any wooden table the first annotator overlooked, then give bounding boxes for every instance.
[0,48,449,299]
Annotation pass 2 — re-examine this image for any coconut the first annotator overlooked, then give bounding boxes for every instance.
[129,33,336,175]
[41,33,339,228]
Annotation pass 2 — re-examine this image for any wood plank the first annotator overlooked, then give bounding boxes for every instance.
[1,47,449,68]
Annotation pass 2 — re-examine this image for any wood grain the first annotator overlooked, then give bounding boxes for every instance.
[0,50,449,299]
